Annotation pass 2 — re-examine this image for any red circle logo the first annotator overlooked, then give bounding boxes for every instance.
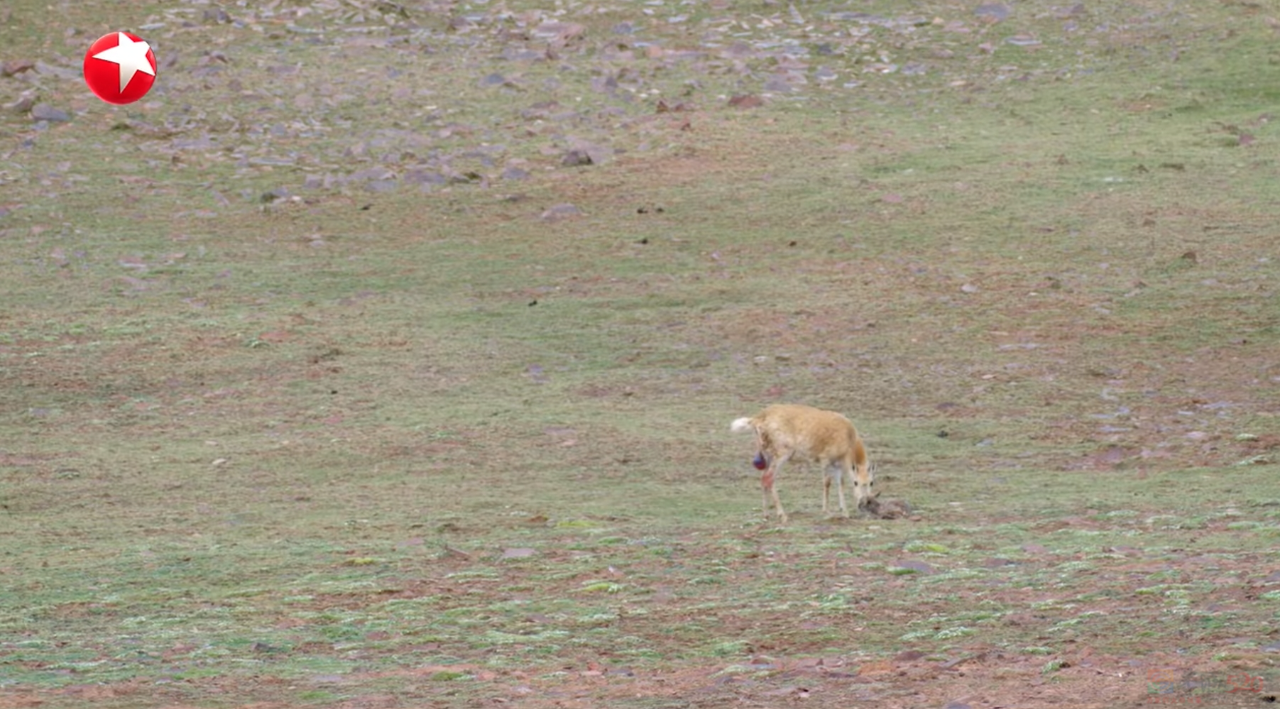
[83,32,157,105]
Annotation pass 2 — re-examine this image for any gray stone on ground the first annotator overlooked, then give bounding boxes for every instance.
[31,103,70,122]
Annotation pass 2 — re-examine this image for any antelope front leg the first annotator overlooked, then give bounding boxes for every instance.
[822,467,850,518]
[836,464,850,518]
[761,469,788,523]
[760,468,773,521]
[822,473,831,516]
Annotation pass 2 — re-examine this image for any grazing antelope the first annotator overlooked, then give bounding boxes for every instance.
[730,404,877,523]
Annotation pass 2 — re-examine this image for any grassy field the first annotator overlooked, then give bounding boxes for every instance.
[2,0,1279,707]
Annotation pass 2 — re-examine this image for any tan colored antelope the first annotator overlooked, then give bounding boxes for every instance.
[730,404,877,523]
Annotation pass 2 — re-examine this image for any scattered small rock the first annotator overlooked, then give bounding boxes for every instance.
[260,187,290,203]
[540,203,581,221]
[33,61,79,81]
[1056,3,1086,18]
[655,99,693,113]
[118,276,152,292]
[31,103,70,122]
[4,90,36,114]
[531,21,585,45]
[403,169,446,186]
[561,142,612,167]
[444,169,481,184]
[890,559,935,575]
[562,149,594,167]
[172,134,215,151]
[974,3,1010,22]
[761,686,808,698]
[117,255,148,271]
[1005,34,1041,47]
[866,497,913,519]
[763,74,800,93]
[449,15,478,32]
[2,59,35,77]
[481,72,516,88]
[728,94,764,109]
[502,547,537,559]
[349,167,394,183]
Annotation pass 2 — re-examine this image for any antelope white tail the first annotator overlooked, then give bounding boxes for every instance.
[730,417,754,434]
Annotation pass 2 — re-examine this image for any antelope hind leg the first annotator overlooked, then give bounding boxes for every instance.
[761,457,790,524]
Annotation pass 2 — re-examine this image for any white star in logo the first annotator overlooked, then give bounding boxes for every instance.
[92,33,155,94]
